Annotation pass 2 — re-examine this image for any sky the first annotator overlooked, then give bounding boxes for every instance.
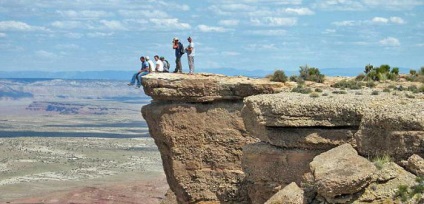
[0,0,423,73]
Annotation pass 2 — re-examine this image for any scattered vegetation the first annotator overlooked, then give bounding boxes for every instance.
[371,90,379,95]
[268,70,288,83]
[406,67,424,83]
[332,90,347,94]
[290,64,325,83]
[395,176,424,202]
[360,64,400,82]
[291,84,312,94]
[310,92,320,98]
[332,79,364,90]
[372,154,392,170]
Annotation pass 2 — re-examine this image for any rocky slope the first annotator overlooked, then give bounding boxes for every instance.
[141,73,423,204]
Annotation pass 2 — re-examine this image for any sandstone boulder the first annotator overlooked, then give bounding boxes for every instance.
[404,154,424,176]
[264,182,306,204]
[355,162,417,203]
[242,142,322,204]
[310,144,377,201]
[142,73,285,102]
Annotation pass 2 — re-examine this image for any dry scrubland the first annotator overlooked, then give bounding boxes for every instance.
[0,79,168,203]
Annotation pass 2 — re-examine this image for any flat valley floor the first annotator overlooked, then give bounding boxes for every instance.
[0,79,168,203]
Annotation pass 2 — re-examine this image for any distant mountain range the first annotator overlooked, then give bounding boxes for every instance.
[0,67,412,80]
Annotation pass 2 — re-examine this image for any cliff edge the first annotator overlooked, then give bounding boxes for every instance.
[141,73,423,204]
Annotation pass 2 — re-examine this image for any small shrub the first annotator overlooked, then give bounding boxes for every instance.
[388,84,396,89]
[383,88,391,92]
[406,93,415,99]
[371,90,379,95]
[407,85,418,93]
[289,75,298,82]
[355,92,363,95]
[366,81,376,88]
[298,64,325,83]
[332,90,347,94]
[310,92,320,98]
[270,70,288,83]
[333,79,363,90]
[356,73,366,81]
[372,154,392,170]
[322,93,329,96]
[410,70,417,76]
[315,88,323,92]
[395,176,424,202]
[291,85,312,94]
[419,85,424,93]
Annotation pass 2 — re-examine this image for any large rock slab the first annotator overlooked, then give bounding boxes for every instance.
[310,144,377,201]
[355,162,417,203]
[264,182,306,204]
[142,101,257,204]
[242,142,322,204]
[142,73,285,102]
[242,92,424,157]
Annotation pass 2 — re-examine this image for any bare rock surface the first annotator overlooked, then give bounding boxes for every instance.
[264,182,306,204]
[142,73,285,102]
[242,142,322,204]
[404,154,424,176]
[142,101,257,204]
[309,144,377,201]
[242,92,424,157]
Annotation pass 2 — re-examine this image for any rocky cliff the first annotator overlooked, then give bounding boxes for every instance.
[141,73,424,204]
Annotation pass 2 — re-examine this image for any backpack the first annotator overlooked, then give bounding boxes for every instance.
[163,60,170,72]
[180,42,185,55]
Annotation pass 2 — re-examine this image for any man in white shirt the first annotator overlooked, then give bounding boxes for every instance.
[154,55,164,72]
[186,37,195,74]
[146,56,155,73]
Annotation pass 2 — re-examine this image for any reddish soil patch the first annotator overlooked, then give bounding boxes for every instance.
[5,175,169,204]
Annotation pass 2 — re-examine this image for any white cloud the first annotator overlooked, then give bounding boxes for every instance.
[0,21,47,31]
[379,37,400,46]
[0,33,6,37]
[247,29,287,36]
[332,20,357,26]
[118,10,168,18]
[313,0,365,11]
[322,29,336,34]
[64,33,84,39]
[150,18,191,30]
[283,7,315,15]
[56,10,112,19]
[51,21,84,29]
[251,17,297,26]
[198,25,228,32]
[36,50,58,59]
[221,51,241,56]
[87,32,114,37]
[99,20,127,30]
[372,17,389,24]
[362,0,424,10]
[390,17,406,24]
[219,20,240,26]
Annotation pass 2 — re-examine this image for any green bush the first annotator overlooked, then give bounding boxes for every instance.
[333,79,363,89]
[371,90,379,95]
[298,64,325,83]
[395,176,424,202]
[310,92,320,98]
[269,70,288,83]
[363,64,399,81]
[291,85,312,94]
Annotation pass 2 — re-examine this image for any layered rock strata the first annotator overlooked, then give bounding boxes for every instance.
[141,73,424,204]
[141,73,284,203]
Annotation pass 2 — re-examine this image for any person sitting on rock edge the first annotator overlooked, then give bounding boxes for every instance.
[128,56,149,88]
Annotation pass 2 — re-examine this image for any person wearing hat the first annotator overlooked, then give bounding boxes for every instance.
[160,56,170,72]
[172,37,184,73]
[186,36,195,74]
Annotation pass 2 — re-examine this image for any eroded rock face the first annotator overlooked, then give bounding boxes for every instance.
[264,182,306,204]
[309,144,377,202]
[142,101,257,203]
[142,73,285,102]
[242,142,322,204]
[242,93,424,158]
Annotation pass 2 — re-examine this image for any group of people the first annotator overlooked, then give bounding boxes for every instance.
[128,36,195,88]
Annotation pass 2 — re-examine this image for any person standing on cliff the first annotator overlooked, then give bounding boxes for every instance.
[172,37,184,73]
[128,56,149,88]
[186,37,195,75]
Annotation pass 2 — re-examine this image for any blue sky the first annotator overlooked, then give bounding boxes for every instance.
[0,0,423,74]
